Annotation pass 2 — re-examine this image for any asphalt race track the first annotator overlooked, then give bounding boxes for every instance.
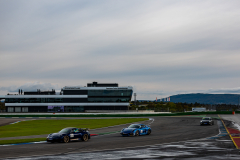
[0,116,239,159]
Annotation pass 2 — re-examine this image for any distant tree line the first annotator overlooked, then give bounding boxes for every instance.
[129,101,240,112]
[215,104,239,111]
[0,102,5,112]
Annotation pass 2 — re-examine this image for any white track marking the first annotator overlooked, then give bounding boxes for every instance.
[147,118,154,126]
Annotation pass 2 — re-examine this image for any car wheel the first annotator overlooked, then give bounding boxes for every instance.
[63,136,70,143]
[135,130,139,136]
[147,129,151,135]
[81,134,89,142]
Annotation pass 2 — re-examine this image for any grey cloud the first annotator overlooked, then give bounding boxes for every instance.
[0,85,18,92]
[0,82,59,92]
[0,53,239,85]
[1,0,240,100]
[207,88,240,94]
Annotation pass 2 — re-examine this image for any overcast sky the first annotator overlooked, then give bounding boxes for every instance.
[1,0,240,99]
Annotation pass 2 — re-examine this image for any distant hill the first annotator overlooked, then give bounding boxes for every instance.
[169,93,240,105]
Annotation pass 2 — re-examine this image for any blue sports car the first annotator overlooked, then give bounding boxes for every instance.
[120,124,151,136]
[47,127,90,143]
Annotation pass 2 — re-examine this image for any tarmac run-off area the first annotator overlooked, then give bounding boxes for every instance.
[0,114,239,159]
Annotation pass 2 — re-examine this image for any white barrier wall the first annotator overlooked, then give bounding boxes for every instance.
[85,110,155,113]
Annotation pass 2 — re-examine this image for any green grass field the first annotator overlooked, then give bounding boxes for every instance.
[0,138,46,145]
[0,118,148,138]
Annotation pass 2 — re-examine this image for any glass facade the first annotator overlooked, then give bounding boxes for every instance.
[88,98,130,103]
[5,90,132,104]
[88,90,132,97]
[48,106,64,112]
[63,98,87,103]
[63,90,88,95]
[5,97,130,103]
[87,90,132,103]
[64,106,84,112]
[5,98,63,103]
[5,86,133,112]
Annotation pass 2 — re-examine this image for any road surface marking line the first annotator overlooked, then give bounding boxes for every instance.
[218,114,239,149]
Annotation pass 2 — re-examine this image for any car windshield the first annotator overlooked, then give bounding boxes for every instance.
[202,118,210,120]
[59,128,71,134]
[128,124,140,128]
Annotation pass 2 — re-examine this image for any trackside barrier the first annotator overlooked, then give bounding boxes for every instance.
[0,111,238,117]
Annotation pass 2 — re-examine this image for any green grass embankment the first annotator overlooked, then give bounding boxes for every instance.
[0,138,46,145]
[0,118,148,138]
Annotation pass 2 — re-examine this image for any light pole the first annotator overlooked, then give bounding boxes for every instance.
[134,93,137,106]
[238,96,239,110]
[134,93,137,111]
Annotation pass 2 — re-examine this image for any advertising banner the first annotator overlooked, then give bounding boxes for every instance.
[192,108,206,112]
[48,106,64,112]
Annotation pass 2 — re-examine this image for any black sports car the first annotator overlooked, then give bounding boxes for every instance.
[200,117,214,125]
[47,127,90,143]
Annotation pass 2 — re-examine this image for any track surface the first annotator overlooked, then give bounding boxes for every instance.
[0,116,226,159]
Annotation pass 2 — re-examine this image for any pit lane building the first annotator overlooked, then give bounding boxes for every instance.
[3,82,133,112]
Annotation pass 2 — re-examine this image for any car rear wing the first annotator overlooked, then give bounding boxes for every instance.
[79,128,89,132]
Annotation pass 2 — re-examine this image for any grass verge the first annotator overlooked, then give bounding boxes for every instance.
[0,118,148,138]
[0,138,46,145]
